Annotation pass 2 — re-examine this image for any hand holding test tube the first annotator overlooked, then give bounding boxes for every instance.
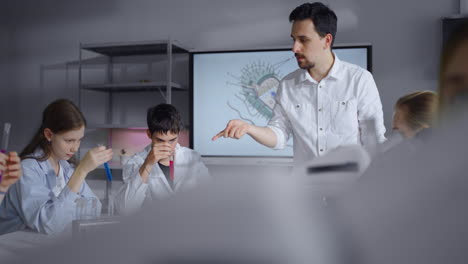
[68,145,112,195]
[139,142,174,184]
[76,145,113,175]
[0,151,22,191]
[0,123,21,193]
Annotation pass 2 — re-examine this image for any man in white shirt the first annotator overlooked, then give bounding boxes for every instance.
[114,104,210,215]
[212,2,386,162]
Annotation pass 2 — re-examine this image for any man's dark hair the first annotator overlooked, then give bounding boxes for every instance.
[289,2,338,46]
[147,104,183,136]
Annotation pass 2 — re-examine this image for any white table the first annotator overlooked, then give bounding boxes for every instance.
[0,229,73,260]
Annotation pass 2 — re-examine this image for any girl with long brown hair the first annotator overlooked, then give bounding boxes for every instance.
[0,99,113,235]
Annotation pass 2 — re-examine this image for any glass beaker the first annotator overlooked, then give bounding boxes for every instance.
[75,197,99,220]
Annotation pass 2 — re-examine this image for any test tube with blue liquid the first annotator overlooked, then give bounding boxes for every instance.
[97,144,113,182]
[98,144,114,216]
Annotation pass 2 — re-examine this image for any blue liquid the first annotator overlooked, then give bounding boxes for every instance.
[104,162,113,181]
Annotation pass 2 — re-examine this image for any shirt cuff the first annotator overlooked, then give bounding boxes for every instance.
[267,125,286,150]
[58,185,81,203]
[134,172,149,187]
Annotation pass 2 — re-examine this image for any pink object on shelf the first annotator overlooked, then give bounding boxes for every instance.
[177,130,190,148]
[111,129,151,157]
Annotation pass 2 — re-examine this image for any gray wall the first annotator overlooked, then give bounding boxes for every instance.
[0,0,459,152]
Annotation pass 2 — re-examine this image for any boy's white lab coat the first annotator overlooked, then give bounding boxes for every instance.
[114,144,210,215]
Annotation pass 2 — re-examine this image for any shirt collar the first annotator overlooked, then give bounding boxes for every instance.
[30,148,71,174]
[327,52,342,80]
[299,52,342,84]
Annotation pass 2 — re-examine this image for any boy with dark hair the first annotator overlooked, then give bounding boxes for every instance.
[114,104,209,215]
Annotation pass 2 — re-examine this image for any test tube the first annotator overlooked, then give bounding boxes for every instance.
[169,155,174,182]
[97,144,113,182]
[0,123,11,182]
[97,144,113,216]
[104,162,113,182]
[1,123,11,152]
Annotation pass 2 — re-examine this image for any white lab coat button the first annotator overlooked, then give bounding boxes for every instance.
[296,104,300,108]
[320,149,324,152]
[342,102,346,105]
[319,128,323,131]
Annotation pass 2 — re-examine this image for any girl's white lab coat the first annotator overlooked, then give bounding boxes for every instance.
[114,144,210,215]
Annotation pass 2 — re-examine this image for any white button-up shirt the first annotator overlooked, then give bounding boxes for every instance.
[267,54,386,162]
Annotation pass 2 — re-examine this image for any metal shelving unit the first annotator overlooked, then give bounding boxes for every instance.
[77,39,189,176]
[78,39,189,125]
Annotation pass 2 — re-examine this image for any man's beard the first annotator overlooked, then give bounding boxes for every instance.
[298,60,315,70]
[295,54,314,69]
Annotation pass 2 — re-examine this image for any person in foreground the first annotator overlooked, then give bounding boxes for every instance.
[0,151,22,204]
[334,20,468,264]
